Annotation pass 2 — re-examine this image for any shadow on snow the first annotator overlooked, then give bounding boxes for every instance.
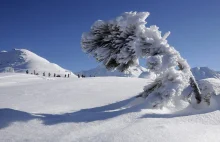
[0,97,140,129]
[0,97,218,129]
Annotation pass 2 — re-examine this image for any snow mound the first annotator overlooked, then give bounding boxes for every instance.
[191,67,220,80]
[138,71,156,80]
[76,65,147,77]
[199,78,220,96]
[0,49,76,77]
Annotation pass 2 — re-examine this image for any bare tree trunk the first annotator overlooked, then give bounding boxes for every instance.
[189,77,202,104]
[178,61,202,104]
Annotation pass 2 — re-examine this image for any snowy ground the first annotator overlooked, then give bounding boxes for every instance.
[1,73,220,142]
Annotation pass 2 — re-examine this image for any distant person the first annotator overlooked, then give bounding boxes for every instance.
[43,72,45,76]
[65,74,66,78]
[54,73,56,77]
[34,70,36,75]
[48,72,51,77]
[68,74,70,78]
[77,74,80,78]
[26,70,29,74]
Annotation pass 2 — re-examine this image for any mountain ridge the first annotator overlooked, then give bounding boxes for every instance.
[191,67,220,80]
[76,65,148,78]
[76,65,220,80]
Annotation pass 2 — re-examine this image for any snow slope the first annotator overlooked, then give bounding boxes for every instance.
[1,73,220,142]
[191,67,220,80]
[0,49,76,77]
[76,65,148,77]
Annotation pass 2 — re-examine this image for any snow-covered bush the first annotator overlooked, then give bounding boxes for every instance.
[81,12,205,109]
[3,67,15,73]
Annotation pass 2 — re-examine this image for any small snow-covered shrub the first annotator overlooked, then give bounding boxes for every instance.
[3,67,15,73]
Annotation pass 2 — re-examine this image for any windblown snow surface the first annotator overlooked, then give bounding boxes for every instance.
[0,49,76,77]
[1,73,220,142]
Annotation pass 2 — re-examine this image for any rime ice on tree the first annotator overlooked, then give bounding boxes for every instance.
[81,12,205,108]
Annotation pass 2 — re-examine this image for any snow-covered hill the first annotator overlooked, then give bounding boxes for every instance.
[191,67,220,80]
[1,73,220,142]
[0,49,76,77]
[76,65,148,77]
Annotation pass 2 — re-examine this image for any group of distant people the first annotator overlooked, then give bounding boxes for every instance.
[77,74,95,78]
[26,70,71,78]
[25,70,98,79]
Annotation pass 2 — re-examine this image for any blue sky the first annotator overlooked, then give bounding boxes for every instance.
[0,0,220,72]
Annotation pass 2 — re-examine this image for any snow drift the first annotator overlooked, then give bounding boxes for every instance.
[199,78,220,98]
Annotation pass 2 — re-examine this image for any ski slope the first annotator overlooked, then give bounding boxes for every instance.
[1,73,220,142]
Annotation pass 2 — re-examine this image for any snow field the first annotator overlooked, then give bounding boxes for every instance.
[1,73,220,142]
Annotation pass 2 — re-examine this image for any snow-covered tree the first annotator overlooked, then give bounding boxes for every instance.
[81,12,206,108]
